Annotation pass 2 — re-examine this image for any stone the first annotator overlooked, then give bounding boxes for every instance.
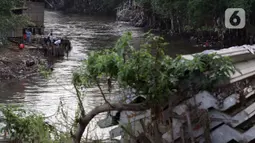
[26,60,35,67]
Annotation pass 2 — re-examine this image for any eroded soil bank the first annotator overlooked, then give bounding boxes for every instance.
[0,44,47,82]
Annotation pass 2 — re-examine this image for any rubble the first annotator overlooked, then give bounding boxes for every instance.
[0,45,47,82]
[104,44,255,143]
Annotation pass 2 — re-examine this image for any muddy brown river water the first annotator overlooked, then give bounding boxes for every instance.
[0,10,207,139]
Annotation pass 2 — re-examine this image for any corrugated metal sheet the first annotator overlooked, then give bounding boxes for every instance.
[199,124,255,143]
[163,45,255,143]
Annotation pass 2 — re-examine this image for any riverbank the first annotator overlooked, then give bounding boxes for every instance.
[0,44,47,82]
[45,0,255,49]
[116,5,255,49]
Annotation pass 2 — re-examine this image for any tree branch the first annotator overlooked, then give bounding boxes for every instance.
[96,80,114,108]
[72,97,236,142]
[74,85,86,117]
[72,102,150,143]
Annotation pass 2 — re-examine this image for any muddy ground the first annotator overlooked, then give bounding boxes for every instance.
[0,44,47,82]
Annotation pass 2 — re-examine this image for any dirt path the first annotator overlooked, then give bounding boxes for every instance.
[0,44,47,82]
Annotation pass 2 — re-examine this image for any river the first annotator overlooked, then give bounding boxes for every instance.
[0,10,206,140]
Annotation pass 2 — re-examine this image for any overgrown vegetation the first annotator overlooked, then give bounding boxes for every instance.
[46,0,255,31]
[122,0,255,47]
[0,32,236,142]
[134,0,255,30]
[0,106,62,142]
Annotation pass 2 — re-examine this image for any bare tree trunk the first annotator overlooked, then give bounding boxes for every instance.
[73,122,86,143]
[170,12,174,32]
[185,112,195,143]
[154,121,163,143]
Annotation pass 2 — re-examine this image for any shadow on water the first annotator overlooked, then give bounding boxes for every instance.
[0,10,213,138]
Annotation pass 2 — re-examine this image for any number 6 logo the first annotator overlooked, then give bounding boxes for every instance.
[225,8,245,29]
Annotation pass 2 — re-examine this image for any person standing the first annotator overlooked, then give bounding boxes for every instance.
[26,30,32,43]
[48,29,53,36]
[47,29,54,43]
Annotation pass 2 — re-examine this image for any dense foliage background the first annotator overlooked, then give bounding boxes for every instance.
[47,0,255,28]
[135,0,255,30]
[45,0,255,47]
[47,0,126,14]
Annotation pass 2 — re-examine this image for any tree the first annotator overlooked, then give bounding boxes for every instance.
[0,0,30,45]
[70,32,235,142]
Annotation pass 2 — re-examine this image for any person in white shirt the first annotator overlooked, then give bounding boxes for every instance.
[54,39,61,47]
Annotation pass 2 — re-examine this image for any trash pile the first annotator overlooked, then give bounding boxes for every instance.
[0,46,46,81]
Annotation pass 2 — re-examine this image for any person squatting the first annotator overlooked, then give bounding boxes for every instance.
[44,30,62,47]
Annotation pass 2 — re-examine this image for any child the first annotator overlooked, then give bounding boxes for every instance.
[23,33,27,43]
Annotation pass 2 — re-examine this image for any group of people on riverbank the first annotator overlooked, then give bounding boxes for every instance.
[41,30,72,58]
[23,29,62,47]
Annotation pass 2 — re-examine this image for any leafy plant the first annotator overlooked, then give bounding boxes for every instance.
[39,64,53,78]
[0,106,50,142]
[0,105,70,143]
